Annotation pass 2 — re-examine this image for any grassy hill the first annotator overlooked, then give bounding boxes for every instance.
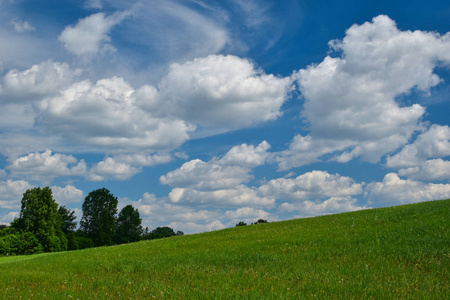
[1,199,448,299]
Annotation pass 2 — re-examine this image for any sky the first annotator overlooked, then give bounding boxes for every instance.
[1,0,450,234]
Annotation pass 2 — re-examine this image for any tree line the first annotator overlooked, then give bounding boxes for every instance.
[0,187,183,256]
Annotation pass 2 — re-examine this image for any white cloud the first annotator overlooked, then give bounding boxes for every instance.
[9,19,36,33]
[280,196,366,218]
[123,192,273,233]
[398,159,450,181]
[0,212,19,225]
[113,153,172,167]
[158,55,292,128]
[275,134,353,170]
[30,55,289,154]
[364,173,450,207]
[258,170,363,201]
[281,15,450,169]
[8,150,86,183]
[0,60,80,103]
[120,193,226,233]
[0,179,31,210]
[160,141,276,207]
[51,185,84,206]
[88,157,140,181]
[36,77,194,152]
[88,153,172,182]
[168,185,275,207]
[167,220,226,234]
[386,125,450,168]
[59,11,130,56]
[224,207,271,225]
[160,159,252,191]
[220,140,271,167]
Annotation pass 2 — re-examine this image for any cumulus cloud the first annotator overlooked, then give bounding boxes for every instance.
[88,157,141,181]
[220,140,271,167]
[7,150,86,183]
[120,193,226,233]
[36,76,194,152]
[167,220,226,234]
[259,170,363,201]
[160,141,277,207]
[168,185,275,207]
[279,15,450,170]
[59,11,130,56]
[35,56,289,154]
[0,179,31,210]
[386,125,450,168]
[364,173,450,207]
[275,134,353,170]
[158,55,292,128]
[87,153,172,182]
[398,159,450,181]
[113,153,172,167]
[51,185,84,206]
[224,206,271,225]
[160,159,252,191]
[0,60,80,103]
[0,212,20,225]
[280,196,366,218]
[385,125,450,181]
[123,192,273,233]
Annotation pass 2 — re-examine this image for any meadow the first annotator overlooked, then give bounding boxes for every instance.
[0,199,448,299]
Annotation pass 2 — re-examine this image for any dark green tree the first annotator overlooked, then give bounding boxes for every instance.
[12,187,66,252]
[235,221,247,227]
[252,219,268,225]
[58,206,77,233]
[149,226,176,239]
[57,206,79,250]
[80,188,118,247]
[115,205,143,244]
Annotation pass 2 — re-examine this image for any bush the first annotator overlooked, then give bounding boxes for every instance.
[0,232,43,256]
[74,231,94,250]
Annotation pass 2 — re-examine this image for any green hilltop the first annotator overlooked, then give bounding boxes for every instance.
[1,199,449,299]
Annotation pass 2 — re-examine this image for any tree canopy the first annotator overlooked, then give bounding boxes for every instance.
[12,187,66,252]
[115,205,143,244]
[80,188,118,247]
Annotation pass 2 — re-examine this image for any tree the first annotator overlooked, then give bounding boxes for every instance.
[115,205,143,244]
[236,221,247,227]
[58,206,77,233]
[80,188,118,247]
[12,187,66,252]
[252,219,268,225]
[148,226,176,240]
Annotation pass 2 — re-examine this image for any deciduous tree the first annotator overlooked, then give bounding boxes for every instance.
[80,188,118,247]
[12,187,66,252]
[115,205,143,244]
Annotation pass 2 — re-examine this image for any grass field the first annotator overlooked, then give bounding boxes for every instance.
[0,199,448,299]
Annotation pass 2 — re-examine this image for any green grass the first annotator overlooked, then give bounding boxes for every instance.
[1,199,448,299]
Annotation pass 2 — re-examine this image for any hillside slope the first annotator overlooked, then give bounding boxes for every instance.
[1,199,449,299]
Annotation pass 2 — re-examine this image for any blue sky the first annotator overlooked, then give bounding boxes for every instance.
[1,0,449,233]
